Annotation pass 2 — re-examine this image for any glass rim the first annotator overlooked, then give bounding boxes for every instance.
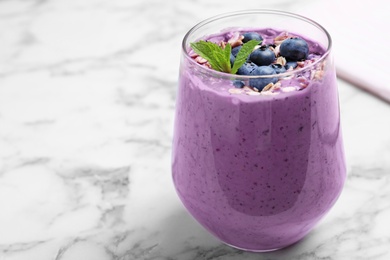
[181,9,333,80]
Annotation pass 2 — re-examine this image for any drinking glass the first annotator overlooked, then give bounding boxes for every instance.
[172,10,346,252]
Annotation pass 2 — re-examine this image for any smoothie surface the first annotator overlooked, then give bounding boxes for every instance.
[188,28,328,96]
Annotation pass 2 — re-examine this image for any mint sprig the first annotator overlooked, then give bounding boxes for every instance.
[190,41,232,73]
[190,39,261,74]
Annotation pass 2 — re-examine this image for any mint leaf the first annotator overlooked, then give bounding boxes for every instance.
[190,39,261,74]
[190,41,215,63]
[190,41,231,73]
[231,39,261,74]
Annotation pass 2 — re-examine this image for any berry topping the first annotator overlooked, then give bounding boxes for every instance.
[271,64,287,74]
[279,38,309,61]
[285,61,298,70]
[242,32,263,43]
[230,53,235,66]
[249,46,276,66]
[249,65,278,91]
[237,62,258,75]
[190,29,325,96]
[233,80,245,88]
[231,46,242,57]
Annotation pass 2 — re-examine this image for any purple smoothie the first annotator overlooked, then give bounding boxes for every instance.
[172,28,346,251]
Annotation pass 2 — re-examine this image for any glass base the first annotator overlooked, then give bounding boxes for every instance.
[221,234,307,253]
[223,242,285,253]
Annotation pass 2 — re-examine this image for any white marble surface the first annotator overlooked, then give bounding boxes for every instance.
[0,0,389,259]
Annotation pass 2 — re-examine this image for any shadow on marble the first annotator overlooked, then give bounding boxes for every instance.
[156,206,323,260]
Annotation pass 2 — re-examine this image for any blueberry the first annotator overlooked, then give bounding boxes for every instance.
[249,66,278,91]
[233,80,245,88]
[271,64,286,74]
[285,61,298,70]
[230,53,235,66]
[280,38,309,61]
[249,46,275,66]
[231,46,242,57]
[237,62,258,75]
[242,32,263,43]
